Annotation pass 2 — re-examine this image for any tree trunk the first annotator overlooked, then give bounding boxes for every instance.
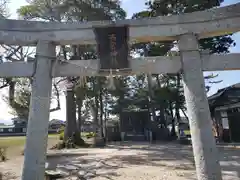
[92,105,98,145]
[118,77,126,138]
[99,79,104,139]
[8,78,15,107]
[104,102,108,141]
[175,73,181,122]
[171,73,181,138]
[92,78,104,146]
[76,97,83,138]
[169,100,176,137]
[169,101,174,119]
[156,75,166,127]
[64,44,80,142]
[103,93,110,141]
[147,74,157,122]
[64,88,79,142]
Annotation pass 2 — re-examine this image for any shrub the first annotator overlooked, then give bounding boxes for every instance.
[59,132,64,140]
[53,132,89,150]
[57,126,65,134]
[85,132,96,139]
[60,131,96,140]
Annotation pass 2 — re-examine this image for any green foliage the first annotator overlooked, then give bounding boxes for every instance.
[62,137,76,149]
[85,132,96,139]
[59,132,64,140]
[58,126,65,134]
[17,0,126,21]
[17,5,40,20]
[55,135,87,149]
[143,0,235,54]
[129,0,235,121]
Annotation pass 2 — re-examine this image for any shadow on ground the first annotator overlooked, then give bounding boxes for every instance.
[46,142,240,180]
[112,143,240,179]
[0,172,18,180]
[46,154,122,179]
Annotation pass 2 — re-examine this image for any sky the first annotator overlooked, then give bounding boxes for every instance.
[0,0,240,124]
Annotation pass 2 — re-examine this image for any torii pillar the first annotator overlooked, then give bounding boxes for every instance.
[179,33,222,180]
[22,41,55,180]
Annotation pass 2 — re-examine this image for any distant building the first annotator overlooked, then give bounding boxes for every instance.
[0,118,65,136]
[49,119,65,130]
[12,118,27,128]
[120,110,149,141]
[0,125,25,134]
[208,83,240,142]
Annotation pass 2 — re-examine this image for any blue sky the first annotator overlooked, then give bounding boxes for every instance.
[1,0,239,123]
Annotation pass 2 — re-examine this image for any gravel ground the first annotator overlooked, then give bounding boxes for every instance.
[1,142,240,180]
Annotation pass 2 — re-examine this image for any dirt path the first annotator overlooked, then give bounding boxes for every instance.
[1,143,240,180]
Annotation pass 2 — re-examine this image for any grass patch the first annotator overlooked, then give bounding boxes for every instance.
[0,135,58,148]
[0,135,59,159]
[0,136,26,148]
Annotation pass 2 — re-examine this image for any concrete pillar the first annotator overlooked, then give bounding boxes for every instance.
[179,34,222,180]
[22,41,55,180]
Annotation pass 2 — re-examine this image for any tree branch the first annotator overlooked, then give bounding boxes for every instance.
[5,46,22,60]
[0,78,12,89]
[56,77,68,84]
[50,82,61,112]
[0,82,8,89]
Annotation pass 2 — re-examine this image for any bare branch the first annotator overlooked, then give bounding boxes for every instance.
[50,82,61,112]
[5,46,21,60]
[6,57,24,62]
[56,77,68,84]
[208,80,223,84]
[0,82,8,89]
[204,73,219,80]
[180,108,188,120]
[0,78,11,89]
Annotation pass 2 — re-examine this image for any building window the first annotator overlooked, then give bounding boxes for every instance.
[8,128,13,132]
[0,129,3,132]
[23,128,26,133]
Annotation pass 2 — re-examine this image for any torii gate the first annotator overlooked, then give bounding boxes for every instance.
[0,3,239,180]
